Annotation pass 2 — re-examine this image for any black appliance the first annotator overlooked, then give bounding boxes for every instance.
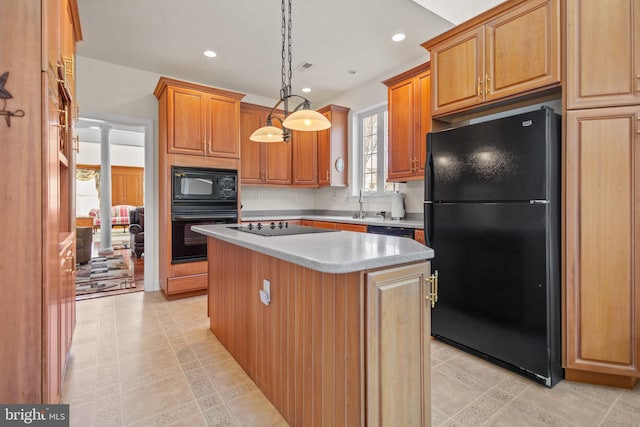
[367,225,415,238]
[171,166,238,263]
[424,107,562,387]
[229,222,339,237]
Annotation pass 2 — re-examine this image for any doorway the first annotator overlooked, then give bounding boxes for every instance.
[73,113,156,298]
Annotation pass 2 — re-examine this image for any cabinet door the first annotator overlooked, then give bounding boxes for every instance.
[485,0,560,101]
[207,95,240,158]
[111,173,126,205]
[240,107,264,184]
[430,27,484,116]
[264,141,292,184]
[291,130,318,186]
[366,262,431,427]
[565,106,640,377]
[388,78,415,181]
[566,0,640,109]
[317,110,332,186]
[415,70,432,177]
[167,87,206,155]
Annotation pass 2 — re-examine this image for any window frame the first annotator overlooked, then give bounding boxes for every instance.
[356,104,395,196]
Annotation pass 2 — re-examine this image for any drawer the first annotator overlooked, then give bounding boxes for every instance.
[167,273,208,294]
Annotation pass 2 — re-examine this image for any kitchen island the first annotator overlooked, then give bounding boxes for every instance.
[192,224,435,426]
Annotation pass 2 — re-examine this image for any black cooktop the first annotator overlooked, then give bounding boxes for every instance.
[228,222,339,237]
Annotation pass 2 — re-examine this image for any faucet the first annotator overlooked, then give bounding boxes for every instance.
[353,189,365,219]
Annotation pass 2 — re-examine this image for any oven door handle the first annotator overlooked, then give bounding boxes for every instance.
[172,214,238,221]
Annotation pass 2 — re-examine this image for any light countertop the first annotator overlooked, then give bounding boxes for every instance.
[192,224,434,274]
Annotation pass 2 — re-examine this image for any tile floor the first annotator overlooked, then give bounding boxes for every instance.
[62,291,640,427]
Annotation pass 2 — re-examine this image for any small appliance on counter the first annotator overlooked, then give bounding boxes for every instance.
[390,192,406,219]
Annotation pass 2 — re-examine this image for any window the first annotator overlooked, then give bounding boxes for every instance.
[359,106,395,194]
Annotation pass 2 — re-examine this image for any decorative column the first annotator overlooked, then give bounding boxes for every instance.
[98,124,113,255]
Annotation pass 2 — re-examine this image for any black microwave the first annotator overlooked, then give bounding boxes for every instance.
[172,166,237,204]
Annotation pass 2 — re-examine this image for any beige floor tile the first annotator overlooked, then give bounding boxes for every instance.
[225,390,288,427]
[127,401,204,427]
[120,373,194,425]
[93,394,122,427]
[118,346,179,380]
[201,404,237,426]
[65,290,640,427]
[202,358,251,393]
[482,406,552,427]
[69,401,94,427]
[508,382,609,427]
[431,370,484,417]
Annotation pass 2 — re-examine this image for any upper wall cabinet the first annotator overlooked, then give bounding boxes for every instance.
[383,63,431,182]
[154,77,245,158]
[423,0,560,118]
[240,103,292,185]
[566,0,640,109]
[317,105,350,187]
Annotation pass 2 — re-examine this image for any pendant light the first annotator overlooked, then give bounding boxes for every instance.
[249,0,330,143]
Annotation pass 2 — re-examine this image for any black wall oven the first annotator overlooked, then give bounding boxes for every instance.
[171,166,238,263]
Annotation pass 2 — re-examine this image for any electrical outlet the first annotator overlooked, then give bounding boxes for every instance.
[260,279,271,306]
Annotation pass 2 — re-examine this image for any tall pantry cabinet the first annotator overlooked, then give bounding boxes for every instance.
[0,0,82,403]
[564,0,640,388]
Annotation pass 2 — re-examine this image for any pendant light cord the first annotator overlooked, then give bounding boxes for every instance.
[280,0,293,115]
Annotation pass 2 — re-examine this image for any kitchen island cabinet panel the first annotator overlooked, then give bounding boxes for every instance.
[200,227,433,426]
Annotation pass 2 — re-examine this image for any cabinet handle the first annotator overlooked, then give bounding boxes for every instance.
[73,135,80,153]
[486,75,491,94]
[478,77,483,95]
[62,56,74,80]
[326,170,330,180]
[65,254,75,273]
[425,270,438,308]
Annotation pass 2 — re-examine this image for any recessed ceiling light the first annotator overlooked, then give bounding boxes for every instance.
[203,50,217,58]
[301,87,311,93]
[392,33,406,42]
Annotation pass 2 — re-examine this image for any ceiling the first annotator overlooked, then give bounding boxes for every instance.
[76,0,456,108]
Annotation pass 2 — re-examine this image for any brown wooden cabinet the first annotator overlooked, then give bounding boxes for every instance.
[1,0,81,404]
[292,129,318,186]
[111,166,144,206]
[366,262,431,426]
[155,77,244,159]
[564,106,640,387]
[384,63,431,181]
[317,105,350,187]
[414,229,426,245]
[564,0,640,389]
[423,0,560,118]
[566,0,640,109]
[240,103,292,185]
[154,77,244,299]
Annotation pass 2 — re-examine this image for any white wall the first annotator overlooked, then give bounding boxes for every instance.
[77,142,145,167]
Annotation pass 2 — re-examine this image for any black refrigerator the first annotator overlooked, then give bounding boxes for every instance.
[424,107,563,387]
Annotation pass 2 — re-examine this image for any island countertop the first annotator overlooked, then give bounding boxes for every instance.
[192,223,434,274]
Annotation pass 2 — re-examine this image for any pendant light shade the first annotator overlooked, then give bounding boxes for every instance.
[250,0,331,143]
[249,125,285,143]
[282,109,331,131]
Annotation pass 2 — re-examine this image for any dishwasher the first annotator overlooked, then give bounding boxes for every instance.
[366,225,415,239]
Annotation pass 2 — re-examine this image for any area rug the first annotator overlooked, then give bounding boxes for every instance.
[76,255,135,296]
